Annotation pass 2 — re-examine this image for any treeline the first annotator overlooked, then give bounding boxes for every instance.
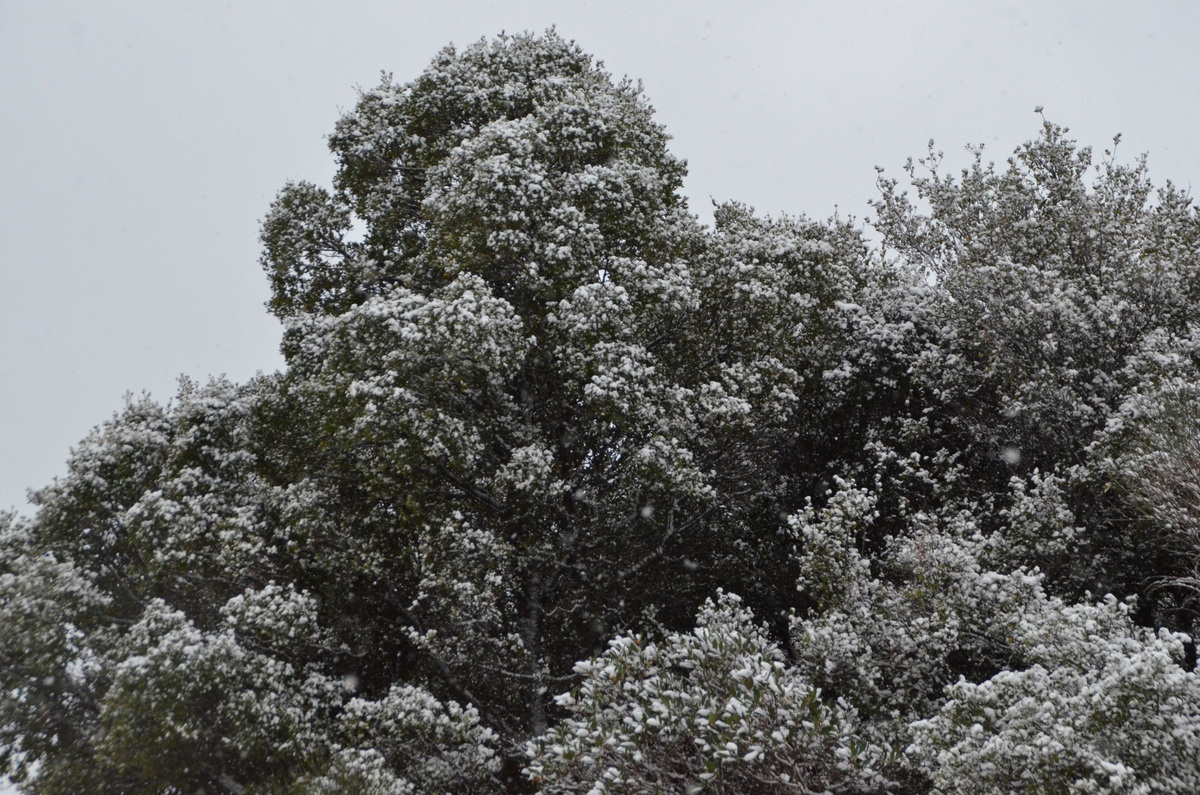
[3,31,1199,793]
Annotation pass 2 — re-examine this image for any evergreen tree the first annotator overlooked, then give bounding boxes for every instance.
[4,31,1200,795]
[2,32,879,792]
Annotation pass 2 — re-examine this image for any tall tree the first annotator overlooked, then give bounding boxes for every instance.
[2,31,878,792]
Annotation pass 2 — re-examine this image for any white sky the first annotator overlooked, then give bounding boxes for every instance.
[2,1,1199,514]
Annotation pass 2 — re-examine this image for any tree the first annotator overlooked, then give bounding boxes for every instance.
[870,122,1200,602]
[5,30,1200,795]
[2,31,882,792]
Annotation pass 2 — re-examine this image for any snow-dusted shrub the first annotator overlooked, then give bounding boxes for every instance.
[300,684,502,794]
[909,596,1200,793]
[526,592,888,793]
[790,475,1200,792]
[790,480,1043,732]
[95,589,344,790]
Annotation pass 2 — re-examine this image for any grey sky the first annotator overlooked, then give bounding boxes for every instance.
[3,1,1198,514]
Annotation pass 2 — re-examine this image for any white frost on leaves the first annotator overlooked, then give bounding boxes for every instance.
[526,592,888,793]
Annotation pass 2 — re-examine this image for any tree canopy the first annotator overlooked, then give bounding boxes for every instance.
[4,30,1200,794]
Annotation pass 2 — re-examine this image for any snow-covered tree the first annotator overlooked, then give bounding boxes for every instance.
[2,31,881,792]
[5,30,1200,795]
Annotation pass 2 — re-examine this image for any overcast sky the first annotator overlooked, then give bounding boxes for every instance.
[2,1,1198,514]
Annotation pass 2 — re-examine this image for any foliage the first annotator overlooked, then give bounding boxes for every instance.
[1091,376,1200,605]
[871,123,1200,598]
[526,593,887,793]
[4,29,1200,795]
[909,595,1200,793]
